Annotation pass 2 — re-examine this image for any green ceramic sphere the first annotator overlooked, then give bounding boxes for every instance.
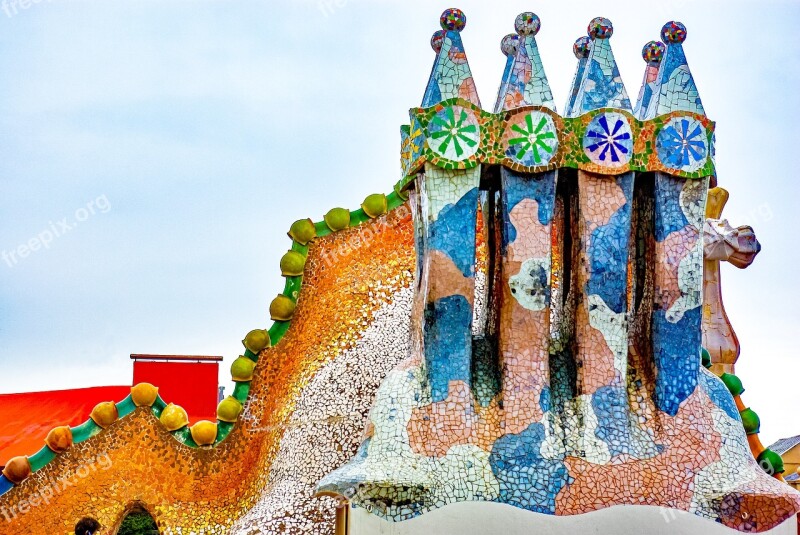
[242,329,271,354]
[288,218,317,245]
[231,356,256,382]
[739,408,761,435]
[394,182,410,201]
[361,193,388,218]
[217,396,243,423]
[720,373,744,397]
[700,347,712,369]
[324,208,351,231]
[280,250,306,277]
[757,449,785,475]
[269,295,296,321]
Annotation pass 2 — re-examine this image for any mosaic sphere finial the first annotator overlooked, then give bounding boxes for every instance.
[440,8,467,32]
[588,17,613,39]
[431,30,446,53]
[642,40,666,64]
[514,12,541,36]
[501,33,520,57]
[573,36,591,59]
[661,21,687,44]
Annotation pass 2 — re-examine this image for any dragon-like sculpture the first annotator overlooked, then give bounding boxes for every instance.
[0,10,797,535]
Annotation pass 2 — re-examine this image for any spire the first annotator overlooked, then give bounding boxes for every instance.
[493,33,520,113]
[634,40,666,120]
[573,17,631,114]
[495,12,555,112]
[563,36,591,118]
[644,21,705,118]
[421,8,481,108]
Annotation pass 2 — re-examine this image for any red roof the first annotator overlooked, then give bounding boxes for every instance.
[0,359,221,465]
[0,386,130,464]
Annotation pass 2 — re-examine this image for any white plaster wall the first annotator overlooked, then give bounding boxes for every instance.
[350,502,797,535]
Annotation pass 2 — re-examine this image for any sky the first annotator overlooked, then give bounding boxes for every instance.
[0,0,797,445]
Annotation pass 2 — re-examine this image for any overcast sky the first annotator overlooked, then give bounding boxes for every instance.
[0,0,797,445]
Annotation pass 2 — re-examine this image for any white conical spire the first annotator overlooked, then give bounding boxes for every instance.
[634,40,666,120]
[495,12,556,112]
[572,17,632,114]
[564,36,591,117]
[493,33,520,113]
[421,8,481,108]
[643,21,705,119]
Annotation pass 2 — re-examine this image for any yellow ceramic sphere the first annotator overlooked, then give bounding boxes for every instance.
[131,383,159,407]
[2,456,31,484]
[160,403,189,432]
[90,401,119,428]
[190,420,218,446]
[45,426,73,453]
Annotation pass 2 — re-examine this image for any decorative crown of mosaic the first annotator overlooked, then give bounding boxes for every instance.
[399,12,715,189]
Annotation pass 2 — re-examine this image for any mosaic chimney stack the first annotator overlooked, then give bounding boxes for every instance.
[567,17,641,460]
[643,22,710,417]
[492,12,559,444]
[410,8,483,404]
[320,10,800,531]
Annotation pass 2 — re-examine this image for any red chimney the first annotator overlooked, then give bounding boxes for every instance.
[130,355,221,423]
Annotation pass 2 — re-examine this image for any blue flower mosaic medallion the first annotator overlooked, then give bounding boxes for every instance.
[506,111,558,166]
[582,112,632,167]
[656,116,708,173]
[427,105,481,161]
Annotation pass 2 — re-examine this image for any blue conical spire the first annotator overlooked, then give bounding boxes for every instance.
[495,12,555,112]
[644,21,705,118]
[493,33,520,113]
[421,8,481,108]
[573,17,631,114]
[634,40,666,120]
[564,36,591,118]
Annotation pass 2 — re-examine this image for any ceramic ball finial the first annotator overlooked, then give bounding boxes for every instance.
[588,17,613,39]
[573,36,591,59]
[515,12,541,37]
[661,21,687,44]
[501,33,520,57]
[642,40,666,64]
[440,8,467,32]
[431,30,446,53]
